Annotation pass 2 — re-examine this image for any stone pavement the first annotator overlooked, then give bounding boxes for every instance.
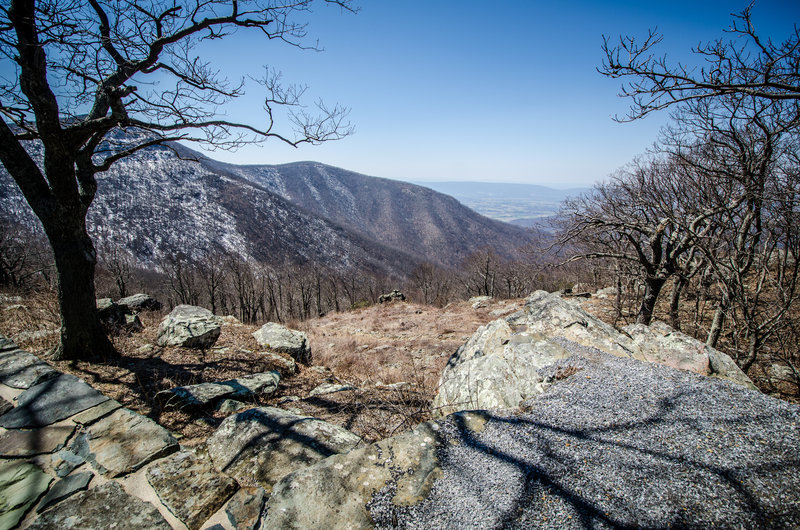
[0,334,270,530]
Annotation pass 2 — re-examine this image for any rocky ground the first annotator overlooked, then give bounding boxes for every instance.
[0,292,519,445]
[1,290,798,529]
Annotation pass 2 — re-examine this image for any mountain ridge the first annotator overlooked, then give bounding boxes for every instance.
[0,140,535,276]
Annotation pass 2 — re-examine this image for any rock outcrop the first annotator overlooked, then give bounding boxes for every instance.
[623,320,757,389]
[434,290,754,416]
[262,348,800,528]
[378,289,406,303]
[157,304,222,349]
[252,323,311,364]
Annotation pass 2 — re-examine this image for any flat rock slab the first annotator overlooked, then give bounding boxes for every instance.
[225,487,266,530]
[147,449,238,530]
[36,471,93,513]
[0,334,17,353]
[0,422,75,456]
[207,407,361,492]
[0,373,109,428]
[73,407,178,477]
[0,349,58,389]
[0,395,10,416]
[0,459,52,529]
[157,371,280,411]
[70,398,122,425]
[29,481,171,529]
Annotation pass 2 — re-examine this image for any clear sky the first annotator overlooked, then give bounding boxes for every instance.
[33,1,800,187]
[198,0,796,188]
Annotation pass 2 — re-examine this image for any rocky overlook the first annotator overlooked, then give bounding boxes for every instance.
[0,290,798,528]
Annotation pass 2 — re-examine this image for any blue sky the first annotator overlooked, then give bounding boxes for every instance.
[195,0,797,187]
[18,1,800,187]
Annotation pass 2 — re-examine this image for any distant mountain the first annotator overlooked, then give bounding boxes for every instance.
[0,141,534,276]
[206,160,535,268]
[415,181,589,225]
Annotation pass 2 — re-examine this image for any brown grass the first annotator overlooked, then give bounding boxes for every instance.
[0,290,522,444]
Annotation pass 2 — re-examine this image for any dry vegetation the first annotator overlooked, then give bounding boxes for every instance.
[0,290,523,445]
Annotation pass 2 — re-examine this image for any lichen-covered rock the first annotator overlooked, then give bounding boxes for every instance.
[623,321,756,389]
[432,320,570,416]
[225,487,266,530]
[157,305,221,349]
[147,449,238,530]
[624,321,711,375]
[156,371,280,411]
[506,290,645,360]
[308,382,357,397]
[207,407,361,492]
[0,348,58,389]
[252,323,311,364]
[29,481,170,529]
[261,420,447,529]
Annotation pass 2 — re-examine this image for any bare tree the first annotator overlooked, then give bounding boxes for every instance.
[600,6,800,122]
[0,0,354,360]
[560,153,720,325]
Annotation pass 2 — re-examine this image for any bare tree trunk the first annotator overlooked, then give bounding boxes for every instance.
[50,225,114,361]
[636,276,666,325]
[668,276,687,331]
[706,305,726,349]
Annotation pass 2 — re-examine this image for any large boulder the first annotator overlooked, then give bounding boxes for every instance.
[252,323,311,364]
[96,298,142,334]
[117,293,162,312]
[434,291,758,416]
[261,346,800,529]
[432,320,571,416]
[157,305,221,349]
[506,290,645,360]
[206,407,361,492]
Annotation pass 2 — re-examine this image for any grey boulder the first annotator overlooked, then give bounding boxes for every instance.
[432,320,571,416]
[157,305,221,349]
[623,320,756,389]
[252,323,311,364]
[156,371,280,411]
[117,293,162,312]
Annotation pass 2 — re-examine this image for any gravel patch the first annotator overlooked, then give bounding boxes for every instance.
[369,340,800,528]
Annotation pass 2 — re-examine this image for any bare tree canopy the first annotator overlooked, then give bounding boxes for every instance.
[0,0,354,361]
[600,5,800,121]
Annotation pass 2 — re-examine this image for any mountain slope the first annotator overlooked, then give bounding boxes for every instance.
[1,140,534,275]
[206,160,534,267]
[0,142,419,277]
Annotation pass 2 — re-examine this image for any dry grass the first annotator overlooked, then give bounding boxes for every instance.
[0,290,523,444]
